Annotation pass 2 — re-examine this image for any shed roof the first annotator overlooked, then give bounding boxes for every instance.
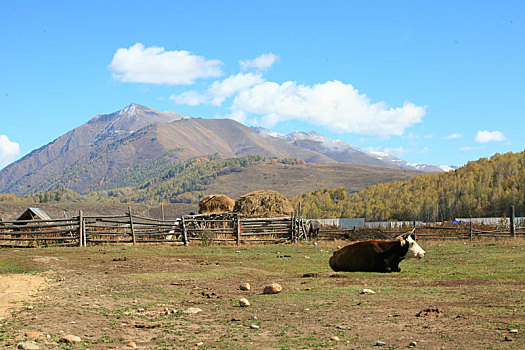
[16,207,52,221]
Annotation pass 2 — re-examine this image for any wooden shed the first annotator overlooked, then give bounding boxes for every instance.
[16,207,52,223]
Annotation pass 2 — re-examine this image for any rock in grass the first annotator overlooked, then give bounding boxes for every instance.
[263,283,282,294]
[183,307,202,314]
[17,342,40,350]
[239,298,251,307]
[331,336,341,341]
[60,335,81,344]
[239,282,251,291]
[375,341,386,346]
[24,332,40,339]
[302,273,318,278]
[250,324,260,329]
[361,288,375,295]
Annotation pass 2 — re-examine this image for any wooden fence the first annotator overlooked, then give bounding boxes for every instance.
[0,211,308,248]
[0,217,80,248]
[317,224,525,241]
[0,211,523,248]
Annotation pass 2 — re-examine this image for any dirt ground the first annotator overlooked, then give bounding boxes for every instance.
[0,274,46,320]
[0,242,523,349]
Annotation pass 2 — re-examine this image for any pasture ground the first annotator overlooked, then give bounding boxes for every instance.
[0,240,524,349]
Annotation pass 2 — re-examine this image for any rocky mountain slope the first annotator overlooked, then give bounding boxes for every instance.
[0,104,443,196]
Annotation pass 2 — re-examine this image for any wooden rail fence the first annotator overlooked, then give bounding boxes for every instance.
[0,211,309,248]
[0,211,523,248]
[318,225,525,241]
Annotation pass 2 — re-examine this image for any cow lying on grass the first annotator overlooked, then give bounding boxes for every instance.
[329,233,425,273]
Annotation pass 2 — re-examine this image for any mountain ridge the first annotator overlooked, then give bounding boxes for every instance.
[1,103,446,196]
[254,127,447,172]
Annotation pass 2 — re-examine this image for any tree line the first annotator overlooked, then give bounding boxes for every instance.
[292,151,525,221]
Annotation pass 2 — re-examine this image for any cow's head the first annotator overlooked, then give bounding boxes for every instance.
[401,234,426,259]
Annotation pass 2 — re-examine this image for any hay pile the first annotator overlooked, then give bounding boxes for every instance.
[199,194,235,214]
[233,190,294,218]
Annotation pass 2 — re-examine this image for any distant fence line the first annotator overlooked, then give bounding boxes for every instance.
[358,217,525,229]
[0,211,523,248]
[315,218,365,229]
[455,217,525,226]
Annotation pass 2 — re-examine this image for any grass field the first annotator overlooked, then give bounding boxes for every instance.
[0,239,524,349]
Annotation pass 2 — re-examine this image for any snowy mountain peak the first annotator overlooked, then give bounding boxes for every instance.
[286,130,324,141]
[253,127,447,172]
[118,103,142,116]
[90,104,188,134]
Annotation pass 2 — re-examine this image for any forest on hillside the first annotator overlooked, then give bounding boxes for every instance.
[94,154,269,204]
[293,151,525,221]
[3,151,523,222]
[0,155,282,205]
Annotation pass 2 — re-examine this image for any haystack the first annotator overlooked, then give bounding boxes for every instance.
[199,194,235,214]
[233,190,294,218]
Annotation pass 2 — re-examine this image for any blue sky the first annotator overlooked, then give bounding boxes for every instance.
[1,0,524,169]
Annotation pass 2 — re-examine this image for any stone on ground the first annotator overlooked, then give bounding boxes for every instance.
[263,283,282,294]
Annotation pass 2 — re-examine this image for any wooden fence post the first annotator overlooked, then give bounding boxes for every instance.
[128,207,136,245]
[236,216,241,245]
[181,217,188,246]
[78,211,83,247]
[161,203,165,221]
[83,215,87,247]
[510,206,515,237]
[291,213,295,243]
[468,218,472,241]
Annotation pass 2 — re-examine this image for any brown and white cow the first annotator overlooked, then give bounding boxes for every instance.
[328,233,425,273]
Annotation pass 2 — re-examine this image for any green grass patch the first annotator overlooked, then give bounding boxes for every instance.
[0,257,39,274]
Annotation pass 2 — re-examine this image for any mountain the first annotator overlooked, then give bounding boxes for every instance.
[0,104,331,195]
[0,103,444,196]
[0,104,185,195]
[254,128,446,172]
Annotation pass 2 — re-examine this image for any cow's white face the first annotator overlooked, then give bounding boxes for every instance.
[404,235,426,259]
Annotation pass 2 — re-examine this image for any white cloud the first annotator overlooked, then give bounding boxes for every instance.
[240,53,280,71]
[171,73,264,106]
[0,135,20,169]
[384,146,429,157]
[109,43,223,85]
[445,133,462,140]
[459,146,475,151]
[230,80,426,136]
[170,90,208,106]
[475,130,506,143]
[384,146,409,156]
